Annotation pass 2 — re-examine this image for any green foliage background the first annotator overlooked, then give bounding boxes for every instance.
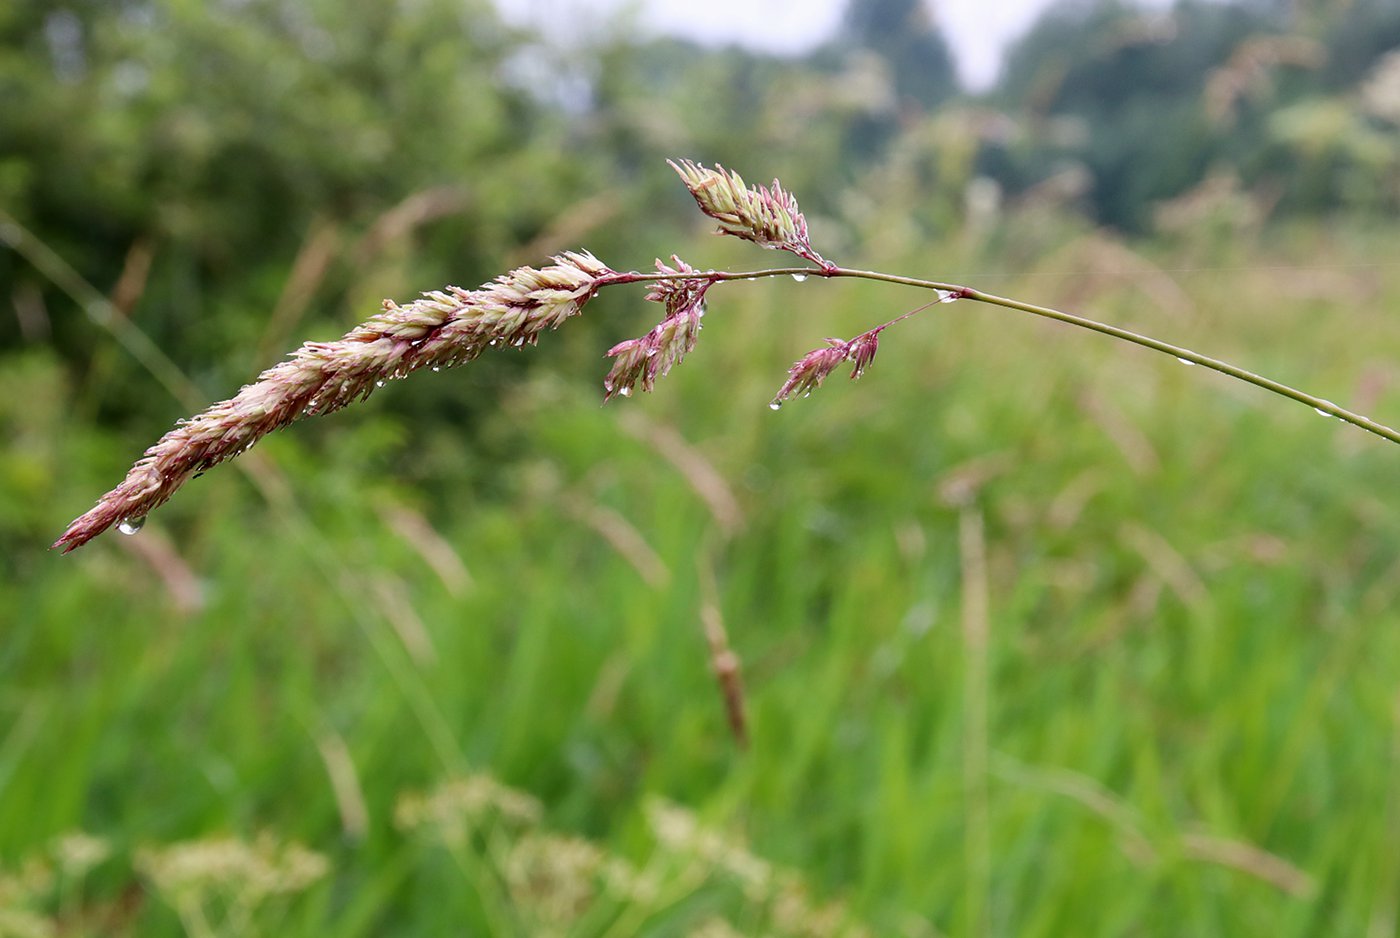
[6,0,1400,934]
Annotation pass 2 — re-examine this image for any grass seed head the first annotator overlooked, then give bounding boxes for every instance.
[669,159,827,268]
[771,325,884,408]
[771,339,853,408]
[54,252,613,552]
[603,256,708,401]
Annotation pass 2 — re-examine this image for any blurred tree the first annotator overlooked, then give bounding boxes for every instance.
[986,0,1400,229]
[995,0,1276,230]
[0,0,585,409]
[1310,0,1400,87]
[841,0,958,113]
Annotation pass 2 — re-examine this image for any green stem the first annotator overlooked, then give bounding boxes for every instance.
[615,264,1400,447]
[957,285,1400,445]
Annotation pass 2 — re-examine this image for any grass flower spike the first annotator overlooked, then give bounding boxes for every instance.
[771,339,853,408]
[53,252,613,552]
[769,326,886,409]
[603,256,709,400]
[668,159,829,269]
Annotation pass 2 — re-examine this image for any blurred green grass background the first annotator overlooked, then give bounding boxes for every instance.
[7,1,1400,935]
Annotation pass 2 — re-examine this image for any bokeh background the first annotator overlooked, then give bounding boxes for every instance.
[6,0,1400,934]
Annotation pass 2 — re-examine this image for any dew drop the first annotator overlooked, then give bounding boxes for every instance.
[1176,357,1195,366]
[117,516,146,536]
[1314,407,1330,417]
[769,401,783,411]
[376,379,386,387]
[618,386,632,398]
[431,366,441,372]
[791,274,808,283]
[936,290,958,304]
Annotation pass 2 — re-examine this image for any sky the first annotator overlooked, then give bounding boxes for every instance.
[490,0,1156,91]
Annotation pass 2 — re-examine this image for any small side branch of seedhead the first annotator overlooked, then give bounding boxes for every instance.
[768,293,959,409]
[50,160,1400,552]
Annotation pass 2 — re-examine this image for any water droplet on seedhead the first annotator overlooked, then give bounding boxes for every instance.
[769,401,783,411]
[117,516,146,536]
[375,379,386,387]
[618,386,632,398]
[431,365,441,372]
[791,274,808,283]
[1176,357,1195,366]
[936,290,958,304]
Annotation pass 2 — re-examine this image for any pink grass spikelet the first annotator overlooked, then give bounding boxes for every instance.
[770,339,852,409]
[603,257,709,401]
[847,330,880,380]
[54,252,614,552]
[770,325,885,409]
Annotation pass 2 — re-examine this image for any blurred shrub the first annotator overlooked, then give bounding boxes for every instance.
[0,0,591,397]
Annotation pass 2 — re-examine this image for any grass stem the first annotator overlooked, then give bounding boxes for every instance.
[620,264,1400,446]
